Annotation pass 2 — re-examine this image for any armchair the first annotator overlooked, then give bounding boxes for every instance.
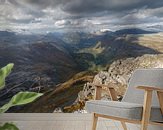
[86,69,163,130]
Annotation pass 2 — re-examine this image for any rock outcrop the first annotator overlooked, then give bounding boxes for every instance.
[78,54,163,103]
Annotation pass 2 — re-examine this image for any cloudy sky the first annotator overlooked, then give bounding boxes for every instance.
[0,0,163,33]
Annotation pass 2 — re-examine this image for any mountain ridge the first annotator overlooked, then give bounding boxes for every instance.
[0,28,162,112]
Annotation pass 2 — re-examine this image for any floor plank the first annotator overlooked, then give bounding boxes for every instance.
[0,113,120,130]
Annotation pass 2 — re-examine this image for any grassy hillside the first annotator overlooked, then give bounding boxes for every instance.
[11,71,95,112]
[137,33,163,52]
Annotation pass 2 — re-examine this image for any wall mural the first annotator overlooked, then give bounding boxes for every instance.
[0,0,163,113]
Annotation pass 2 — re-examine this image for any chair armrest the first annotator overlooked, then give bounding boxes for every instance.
[137,86,163,92]
[88,83,118,101]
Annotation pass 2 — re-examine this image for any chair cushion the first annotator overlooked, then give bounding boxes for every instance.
[86,100,163,122]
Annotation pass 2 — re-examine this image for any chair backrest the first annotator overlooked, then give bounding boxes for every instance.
[122,68,163,107]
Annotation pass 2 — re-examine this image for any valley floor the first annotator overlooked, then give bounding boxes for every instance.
[0,113,141,130]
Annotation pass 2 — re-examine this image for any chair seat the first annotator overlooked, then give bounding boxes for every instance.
[86,100,163,122]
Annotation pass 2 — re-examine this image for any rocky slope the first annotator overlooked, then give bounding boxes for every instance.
[72,54,163,112]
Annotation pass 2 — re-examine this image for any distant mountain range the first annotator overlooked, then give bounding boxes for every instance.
[114,28,156,35]
[0,28,162,112]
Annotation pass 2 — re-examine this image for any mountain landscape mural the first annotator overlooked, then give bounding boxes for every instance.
[0,0,163,113]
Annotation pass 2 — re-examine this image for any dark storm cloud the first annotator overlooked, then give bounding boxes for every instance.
[1,0,163,32]
[62,0,163,16]
[20,0,163,14]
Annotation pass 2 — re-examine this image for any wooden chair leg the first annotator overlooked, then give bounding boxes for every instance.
[92,113,98,130]
[141,90,152,130]
[121,121,127,130]
[157,91,163,114]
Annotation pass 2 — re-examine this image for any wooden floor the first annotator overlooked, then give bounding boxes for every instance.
[0,113,139,130]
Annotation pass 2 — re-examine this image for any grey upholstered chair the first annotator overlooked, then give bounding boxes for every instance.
[86,69,163,130]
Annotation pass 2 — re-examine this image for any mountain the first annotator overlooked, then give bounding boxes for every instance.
[79,32,160,66]
[114,28,156,35]
[0,28,162,112]
[0,41,79,106]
